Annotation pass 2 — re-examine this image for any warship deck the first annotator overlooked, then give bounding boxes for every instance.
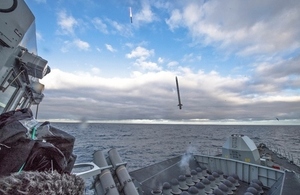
[129,145,300,195]
[259,146,300,195]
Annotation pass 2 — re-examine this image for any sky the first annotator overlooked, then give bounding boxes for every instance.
[24,0,300,124]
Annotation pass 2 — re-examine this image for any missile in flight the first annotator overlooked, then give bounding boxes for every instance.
[175,76,183,109]
[129,7,133,23]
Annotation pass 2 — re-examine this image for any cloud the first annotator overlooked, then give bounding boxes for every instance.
[91,67,101,75]
[56,10,91,52]
[134,0,157,25]
[182,53,201,63]
[126,46,161,71]
[92,17,108,34]
[57,10,78,35]
[109,20,133,37]
[73,39,90,51]
[165,0,300,56]
[133,60,161,71]
[36,31,43,41]
[92,17,132,37]
[249,54,300,94]
[165,9,182,31]
[61,39,90,52]
[255,56,300,79]
[31,0,300,123]
[96,47,101,52]
[38,67,300,122]
[167,61,179,67]
[126,46,154,60]
[158,57,164,64]
[105,44,117,52]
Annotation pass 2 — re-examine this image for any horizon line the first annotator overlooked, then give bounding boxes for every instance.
[36,118,300,125]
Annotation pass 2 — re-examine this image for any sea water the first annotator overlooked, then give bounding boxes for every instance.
[51,123,300,193]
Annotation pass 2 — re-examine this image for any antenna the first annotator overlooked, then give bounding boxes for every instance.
[175,76,183,109]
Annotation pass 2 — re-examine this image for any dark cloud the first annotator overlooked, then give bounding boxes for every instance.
[35,67,300,123]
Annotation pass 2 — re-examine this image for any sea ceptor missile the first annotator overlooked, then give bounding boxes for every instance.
[176,76,183,109]
[129,7,133,23]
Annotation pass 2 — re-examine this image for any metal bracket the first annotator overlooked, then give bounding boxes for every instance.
[73,162,112,179]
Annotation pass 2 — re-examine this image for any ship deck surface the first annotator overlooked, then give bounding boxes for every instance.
[260,146,300,195]
[130,156,271,195]
[129,145,300,195]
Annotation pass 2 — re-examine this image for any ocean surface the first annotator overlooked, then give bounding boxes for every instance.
[51,123,300,192]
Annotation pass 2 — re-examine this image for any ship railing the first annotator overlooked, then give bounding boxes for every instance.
[194,154,285,189]
[196,142,300,168]
[260,142,300,180]
[266,142,300,167]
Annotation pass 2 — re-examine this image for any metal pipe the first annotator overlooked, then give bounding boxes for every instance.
[93,150,120,195]
[108,148,139,195]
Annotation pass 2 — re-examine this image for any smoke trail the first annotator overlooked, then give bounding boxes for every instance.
[179,144,197,174]
[79,117,88,129]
